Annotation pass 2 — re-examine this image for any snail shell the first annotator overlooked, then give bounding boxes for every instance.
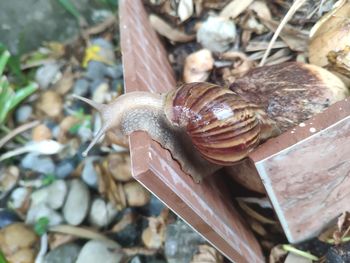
[163,82,278,165]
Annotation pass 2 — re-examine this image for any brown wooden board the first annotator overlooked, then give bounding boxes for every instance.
[250,98,350,243]
[119,0,265,262]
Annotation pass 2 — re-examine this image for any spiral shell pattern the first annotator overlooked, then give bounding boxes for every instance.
[164,82,262,165]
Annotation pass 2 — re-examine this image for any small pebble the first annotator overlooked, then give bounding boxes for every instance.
[108,154,133,182]
[77,123,93,144]
[31,180,67,209]
[15,105,33,123]
[86,61,108,81]
[26,203,64,226]
[44,243,81,263]
[9,187,30,210]
[89,78,105,94]
[92,82,109,103]
[0,209,21,228]
[197,16,236,52]
[285,253,312,263]
[37,91,63,118]
[63,179,90,226]
[0,166,19,196]
[76,240,123,263]
[326,242,350,263]
[21,153,55,174]
[88,198,118,228]
[90,38,115,63]
[73,78,90,97]
[124,181,151,207]
[55,159,76,179]
[0,223,38,263]
[105,64,123,79]
[35,62,61,89]
[32,124,52,141]
[165,220,206,263]
[82,159,99,188]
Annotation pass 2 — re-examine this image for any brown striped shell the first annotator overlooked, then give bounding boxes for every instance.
[163,82,264,165]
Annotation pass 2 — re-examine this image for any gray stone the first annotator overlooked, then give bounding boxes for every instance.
[63,179,90,225]
[76,240,123,263]
[197,16,236,52]
[88,198,118,228]
[31,180,67,209]
[21,153,55,174]
[44,243,81,263]
[0,209,21,228]
[26,203,63,226]
[165,220,206,263]
[86,61,108,81]
[81,159,98,188]
[35,62,61,89]
[55,159,76,179]
[73,78,90,97]
[15,105,33,123]
[105,64,123,79]
[9,187,30,209]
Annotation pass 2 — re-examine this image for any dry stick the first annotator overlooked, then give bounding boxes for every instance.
[259,0,307,66]
[0,120,40,149]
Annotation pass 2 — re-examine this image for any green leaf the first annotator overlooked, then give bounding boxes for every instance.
[0,250,9,263]
[34,217,50,236]
[0,51,10,76]
[68,122,82,135]
[42,174,56,186]
[57,0,82,21]
[9,82,38,111]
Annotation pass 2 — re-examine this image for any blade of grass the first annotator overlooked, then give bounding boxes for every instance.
[9,82,38,111]
[0,51,10,76]
[0,250,8,263]
[282,244,319,261]
[57,0,82,21]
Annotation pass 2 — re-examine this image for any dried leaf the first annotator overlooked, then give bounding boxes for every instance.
[248,1,271,20]
[237,200,277,225]
[49,225,118,245]
[149,14,195,42]
[98,160,127,210]
[178,0,194,22]
[245,41,287,52]
[110,211,137,233]
[190,245,223,263]
[141,209,169,249]
[48,233,76,250]
[260,18,309,52]
[258,0,308,66]
[269,245,287,263]
[220,0,254,19]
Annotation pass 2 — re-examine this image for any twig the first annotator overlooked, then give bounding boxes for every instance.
[259,0,307,66]
[35,233,48,263]
[282,244,319,261]
[122,247,158,256]
[0,120,40,149]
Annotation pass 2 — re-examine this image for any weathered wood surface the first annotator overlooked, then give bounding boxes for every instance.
[250,98,350,243]
[119,0,265,262]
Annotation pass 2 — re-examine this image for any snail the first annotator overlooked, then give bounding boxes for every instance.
[74,82,280,183]
[74,62,349,184]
